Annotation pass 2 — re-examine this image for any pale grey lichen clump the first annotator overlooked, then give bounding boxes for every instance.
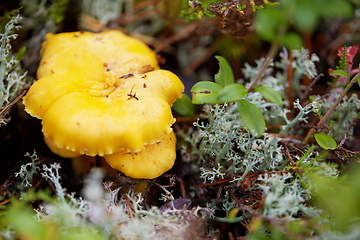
[242,48,319,99]
[257,172,320,219]
[31,164,208,240]
[81,0,124,24]
[0,13,28,124]
[178,48,323,191]
[183,102,285,183]
[316,94,360,141]
[15,151,41,190]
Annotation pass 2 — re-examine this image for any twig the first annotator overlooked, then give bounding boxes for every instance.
[228,232,235,240]
[0,199,11,206]
[241,210,249,231]
[0,86,30,118]
[154,20,203,53]
[125,195,135,220]
[300,73,324,102]
[183,35,227,76]
[339,117,358,147]
[163,174,187,198]
[2,65,19,83]
[336,146,359,156]
[198,177,234,188]
[247,43,279,92]
[282,141,295,166]
[303,72,360,145]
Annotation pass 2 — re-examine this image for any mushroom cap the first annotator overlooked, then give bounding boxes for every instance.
[104,130,177,179]
[44,135,81,158]
[23,31,184,156]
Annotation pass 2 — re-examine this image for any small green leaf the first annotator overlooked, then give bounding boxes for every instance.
[237,99,265,137]
[255,85,282,107]
[214,56,235,87]
[281,32,303,49]
[3,200,47,240]
[293,1,318,33]
[191,81,223,93]
[330,69,350,80]
[15,46,26,61]
[315,133,337,150]
[172,94,195,117]
[192,93,219,104]
[191,81,223,104]
[254,8,287,41]
[229,208,240,220]
[217,83,247,103]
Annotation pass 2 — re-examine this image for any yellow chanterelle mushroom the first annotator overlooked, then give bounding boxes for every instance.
[23,30,184,179]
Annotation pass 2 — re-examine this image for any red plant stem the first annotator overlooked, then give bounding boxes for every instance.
[286,50,293,119]
[282,141,295,166]
[198,178,234,188]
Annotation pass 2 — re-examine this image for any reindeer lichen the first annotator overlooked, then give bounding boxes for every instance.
[0,12,28,124]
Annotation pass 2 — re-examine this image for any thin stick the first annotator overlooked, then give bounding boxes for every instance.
[198,177,234,188]
[282,141,295,166]
[163,174,187,198]
[303,72,360,145]
[339,117,358,147]
[0,86,29,117]
[247,43,279,92]
[0,199,11,206]
[183,35,226,76]
[125,195,135,220]
[300,73,324,102]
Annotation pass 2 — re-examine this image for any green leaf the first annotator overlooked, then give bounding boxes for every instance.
[172,94,195,117]
[217,83,247,103]
[214,56,235,87]
[15,46,27,61]
[280,32,303,49]
[192,93,220,104]
[254,8,287,41]
[254,85,282,107]
[293,0,319,33]
[330,69,350,80]
[320,0,353,19]
[191,81,223,104]
[191,81,223,93]
[309,165,360,231]
[315,133,337,150]
[237,99,265,137]
[3,200,47,240]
